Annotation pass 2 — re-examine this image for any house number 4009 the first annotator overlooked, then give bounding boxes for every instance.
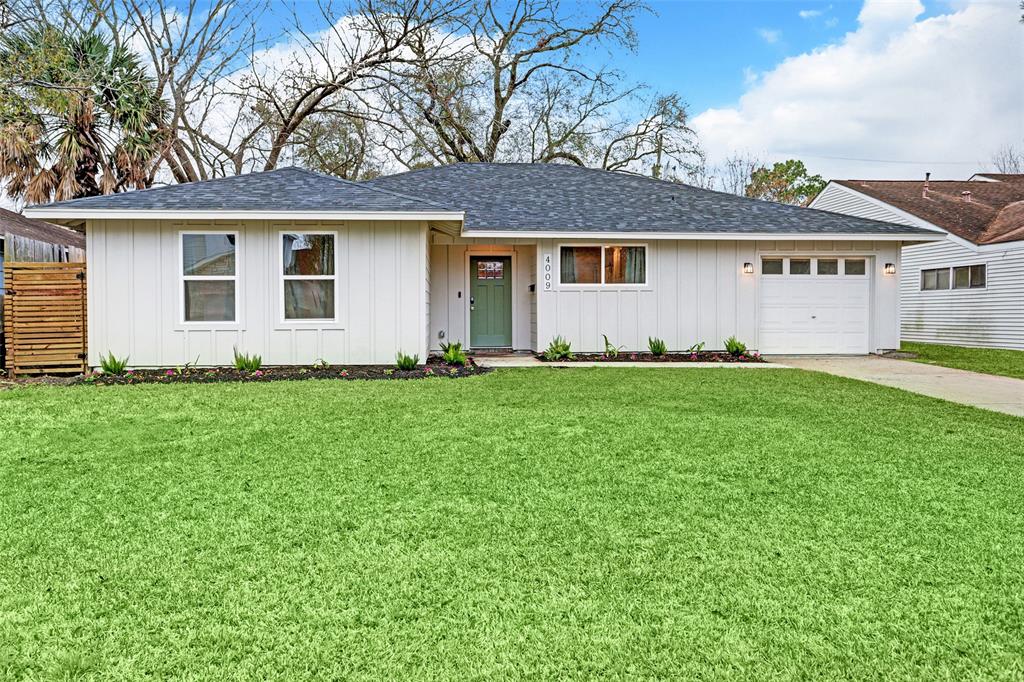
[543,254,553,290]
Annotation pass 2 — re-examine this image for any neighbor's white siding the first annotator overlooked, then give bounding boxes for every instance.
[534,239,902,353]
[901,240,1024,349]
[428,235,537,350]
[811,183,917,226]
[86,218,429,367]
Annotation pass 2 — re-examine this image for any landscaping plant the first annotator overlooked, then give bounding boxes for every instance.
[99,352,129,374]
[602,334,624,359]
[723,336,747,357]
[232,348,263,372]
[687,341,705,353]
[543,336,574,361]
[442,341,468,366]
[648,337,667,357]
[396,351,419,370]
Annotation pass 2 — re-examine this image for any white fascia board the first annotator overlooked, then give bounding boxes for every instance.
[23,209,465,222]
[459,230,946,242]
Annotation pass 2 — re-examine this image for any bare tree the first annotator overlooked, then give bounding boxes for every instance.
[369,0,698,172]
[991,142,1024,174]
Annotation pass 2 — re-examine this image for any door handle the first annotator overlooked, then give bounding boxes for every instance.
[470,297,475,304]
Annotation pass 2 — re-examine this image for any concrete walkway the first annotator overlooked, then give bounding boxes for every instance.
[778,355,1024,417]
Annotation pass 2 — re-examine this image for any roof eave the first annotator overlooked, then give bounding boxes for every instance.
[458,229,946,242]
[23,208,465,222]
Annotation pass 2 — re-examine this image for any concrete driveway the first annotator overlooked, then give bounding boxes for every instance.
[778,355,1024,417]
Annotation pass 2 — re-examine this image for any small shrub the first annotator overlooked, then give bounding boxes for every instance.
[442,341,468,366]
[602,334,624,358]
[313,358,330,370]
[723,336,747,357]
[543,336,574,361]
[233,347,262,372]
[687,341,705,353]
[99,352,129,374]
[396,351,419,370]
[648,337,667,356]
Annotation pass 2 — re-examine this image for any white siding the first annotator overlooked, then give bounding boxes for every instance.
[428,235,536,351]
[901,240,1024,349]
[86,218,429,367]
[534,239,901,353]
[811,183,917,226]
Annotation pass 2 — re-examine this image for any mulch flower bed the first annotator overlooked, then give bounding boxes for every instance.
[72,358,486,386]
[538,351,764,363]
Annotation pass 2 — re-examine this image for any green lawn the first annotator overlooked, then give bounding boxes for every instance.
[2,369,1023,679]
[901,341,1024,380]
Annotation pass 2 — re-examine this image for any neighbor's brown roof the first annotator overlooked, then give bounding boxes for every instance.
[0,207,86,248]
[835,175,1024,245]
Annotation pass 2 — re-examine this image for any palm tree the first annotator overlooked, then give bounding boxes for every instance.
[0,28,168,204]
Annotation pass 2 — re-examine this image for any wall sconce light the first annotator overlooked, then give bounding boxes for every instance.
[742,262,754,274]
[883,263,896,275]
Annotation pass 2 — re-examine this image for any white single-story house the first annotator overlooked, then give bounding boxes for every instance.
[25,164,941,366]
[811,173,1024,350]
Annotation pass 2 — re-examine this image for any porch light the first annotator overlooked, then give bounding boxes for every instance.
[742,262,754,274]
[884,263,896,275]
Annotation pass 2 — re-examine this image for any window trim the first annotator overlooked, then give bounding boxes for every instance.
[179,229,239,327]
[952,264,987,290]
[557,243,649,287]
[921,264,987,292]
[279,229,339,324]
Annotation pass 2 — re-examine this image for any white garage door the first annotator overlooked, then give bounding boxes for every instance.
[759,256,871,354]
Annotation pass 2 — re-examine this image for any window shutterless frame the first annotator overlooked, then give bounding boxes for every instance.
[278,230,339,324]
[557,243,648,287]
[178,229,239,326]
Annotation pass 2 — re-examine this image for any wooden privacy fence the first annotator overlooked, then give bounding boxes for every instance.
[3,262,87,375]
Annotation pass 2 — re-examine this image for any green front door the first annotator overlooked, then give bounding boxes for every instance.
[469,256,513,348]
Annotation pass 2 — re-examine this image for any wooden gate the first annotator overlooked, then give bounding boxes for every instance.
[3,262,87,375]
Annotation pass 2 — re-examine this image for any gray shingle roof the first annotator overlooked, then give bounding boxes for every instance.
[366,163,939,235]
[31,167,453,213]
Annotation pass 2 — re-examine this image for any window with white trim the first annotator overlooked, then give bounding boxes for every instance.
[181,232,236,322]
[560,245,646,285]
[282,232,336,320]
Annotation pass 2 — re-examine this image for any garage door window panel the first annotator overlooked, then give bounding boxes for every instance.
[790,259,811,275]
[817,259,838,275]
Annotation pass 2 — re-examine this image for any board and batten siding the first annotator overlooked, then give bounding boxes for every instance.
[86,218,429,367]
[901,240,1024,349]
[534,239,901,353]
[428,235,537,350]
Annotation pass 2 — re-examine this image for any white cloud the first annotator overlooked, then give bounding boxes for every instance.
[798,9,822,19]
[693,0,1024,180]
[757,28,781,44]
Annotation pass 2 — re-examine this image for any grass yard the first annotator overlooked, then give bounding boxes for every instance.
[901,340,1024,380]
[2,368,1023,679]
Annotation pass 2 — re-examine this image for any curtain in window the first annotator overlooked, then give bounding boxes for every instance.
[605,246,645,284]
[560,247,577,283]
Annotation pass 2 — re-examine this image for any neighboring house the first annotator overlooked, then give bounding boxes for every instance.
[810,174,1024,350]
[24,164,940,367]
[0,207,87,295]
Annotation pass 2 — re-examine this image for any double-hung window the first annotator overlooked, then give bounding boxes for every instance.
[282,232,336,321]
[181,232,237,322]
[560,245,646,285]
